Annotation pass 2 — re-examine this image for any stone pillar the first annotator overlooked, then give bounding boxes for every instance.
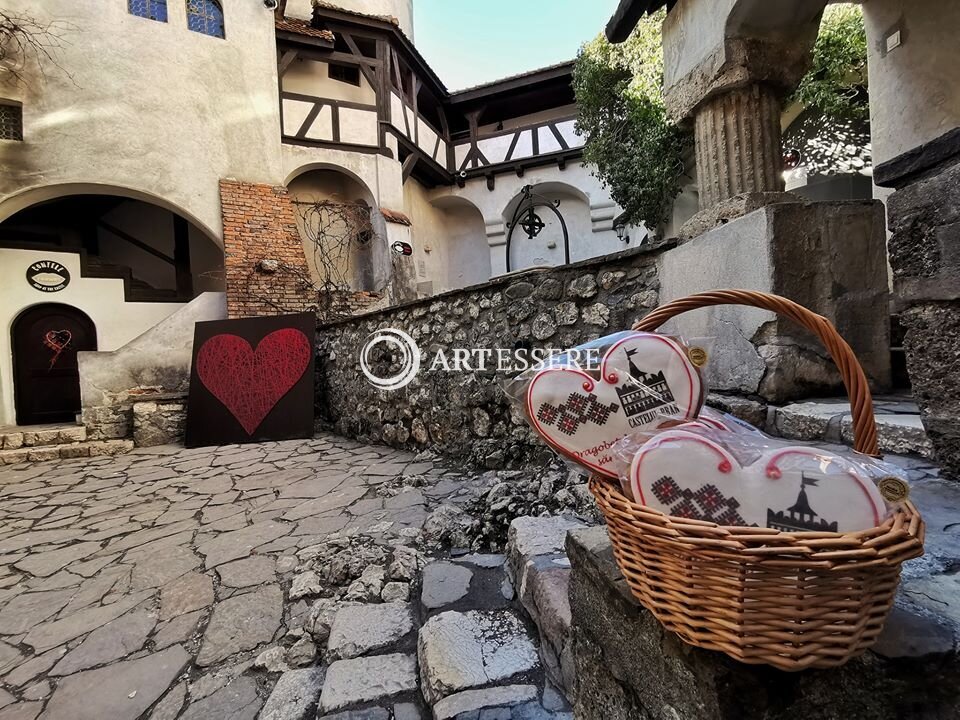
[693,84,784,209]
[875,129,960,478]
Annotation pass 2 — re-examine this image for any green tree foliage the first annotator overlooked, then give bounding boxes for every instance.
[790,5,869,121]
[574,5,868,228]
[573,10,686,229]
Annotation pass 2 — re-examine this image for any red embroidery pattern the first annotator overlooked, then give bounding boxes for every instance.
[196,329,311,435]
[44,329,73,370]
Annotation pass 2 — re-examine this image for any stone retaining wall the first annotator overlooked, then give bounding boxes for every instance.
[315,242,672,469]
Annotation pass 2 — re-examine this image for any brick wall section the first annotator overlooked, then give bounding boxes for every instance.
[220,179,317,318]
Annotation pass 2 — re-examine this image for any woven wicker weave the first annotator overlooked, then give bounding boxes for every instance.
[589,289,924,671]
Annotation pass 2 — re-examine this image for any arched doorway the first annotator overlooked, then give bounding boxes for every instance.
[286,166,388,294]
[12,304,97,426]
[504,184,585,272]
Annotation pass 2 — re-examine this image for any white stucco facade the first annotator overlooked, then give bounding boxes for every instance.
[0,248,188,426]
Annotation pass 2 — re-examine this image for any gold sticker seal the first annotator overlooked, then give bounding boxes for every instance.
[688,347,708,367]
[878,476,909,503]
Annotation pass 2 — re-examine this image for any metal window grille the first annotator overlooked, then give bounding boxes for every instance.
[128,0,168,23]
[187,0,225,38]
[0,105,23,141]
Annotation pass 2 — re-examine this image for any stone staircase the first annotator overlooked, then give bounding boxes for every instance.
[296,518,579,719]
[709,393,934,460]
[0,424,133,465]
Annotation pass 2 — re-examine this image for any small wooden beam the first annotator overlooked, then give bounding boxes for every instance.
[558,155,567,170]
[515,165,524,177]
[173,215,193,299]
[401,153,419,182]
[486,174,495,191]
[278,49,299,77]
[341,33,378,88]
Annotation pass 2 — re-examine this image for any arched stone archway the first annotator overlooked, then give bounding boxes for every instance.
[430,196,491,290]
[502,182,592,272]
[285,166,390,295]
[0,189,225,300]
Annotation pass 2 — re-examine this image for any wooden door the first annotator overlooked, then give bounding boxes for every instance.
[12,304,97,426]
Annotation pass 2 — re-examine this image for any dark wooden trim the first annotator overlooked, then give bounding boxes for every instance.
[386,127,452,186]
[173,215,193,299]
[473,115,577,142]
[461,148,584,180]
[98,222,174,265]
[330,103,341,143]
[282,136,380,153]
[296,102,323,139]
[531,126,540,156]
[313,7,448,96]
[341,32,379,88]
[401,153,418,182]
[412,76,421,146]
[504,131,521,162]
[432,134,441,163]
[605,0,666,43]
[275,29,335,50]
[447,62,575,104]
[280,92,377,112]
[278,49,299,77]
[549,122,570,150]
[486,174,495,191]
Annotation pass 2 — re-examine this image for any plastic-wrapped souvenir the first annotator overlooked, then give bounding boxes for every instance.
[504,331,707,478]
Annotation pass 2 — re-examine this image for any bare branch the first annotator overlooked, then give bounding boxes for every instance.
[0,10,75,86]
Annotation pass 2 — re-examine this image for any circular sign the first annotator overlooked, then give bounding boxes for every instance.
[26,260,71,293]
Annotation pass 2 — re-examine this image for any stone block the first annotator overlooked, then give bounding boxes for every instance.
[420,561,473,610]
[259,667,325,720]
[566,526,960,720]
[327,603,414,660]
[660,201,891,402]
[418,610,539,705]
[319,653,418,713]
[133,400,187,447]
[1,431,23,449]
[432,685,538,720]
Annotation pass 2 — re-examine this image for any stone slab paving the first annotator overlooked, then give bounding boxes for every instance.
[0,433,491,720]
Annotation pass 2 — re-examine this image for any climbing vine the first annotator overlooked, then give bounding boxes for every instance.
[574,4,869,228]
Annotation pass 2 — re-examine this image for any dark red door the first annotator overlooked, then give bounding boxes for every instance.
[12,304,97,426]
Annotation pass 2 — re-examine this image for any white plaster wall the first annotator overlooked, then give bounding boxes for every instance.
[862,0,960,165]
[403,182,489,292]
[428,162,631,276]
[0,0,285,245]
[283,58,377,105]
[0,248,186,426]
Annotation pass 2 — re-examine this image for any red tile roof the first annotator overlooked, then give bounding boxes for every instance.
[381,208,412,226]
[275,17,335,43]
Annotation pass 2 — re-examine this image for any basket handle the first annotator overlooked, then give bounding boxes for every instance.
[631,289,879,457]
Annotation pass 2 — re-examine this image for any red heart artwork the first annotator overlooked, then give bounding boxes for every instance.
[196,329,311,435]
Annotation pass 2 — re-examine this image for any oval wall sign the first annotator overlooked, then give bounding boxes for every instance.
[26,260,71,293]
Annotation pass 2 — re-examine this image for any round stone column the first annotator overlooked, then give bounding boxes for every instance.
[693,84,784,209]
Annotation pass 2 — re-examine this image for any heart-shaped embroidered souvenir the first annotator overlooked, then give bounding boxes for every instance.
[196,329,311,435]
[630,430,887,532]
[525,333,703,477]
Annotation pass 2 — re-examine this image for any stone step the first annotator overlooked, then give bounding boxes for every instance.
[0,423,86,450]
[772,398,933,458]
[0,439,134,465]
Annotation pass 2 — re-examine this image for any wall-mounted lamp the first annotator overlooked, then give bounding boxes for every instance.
[613,210,630,244]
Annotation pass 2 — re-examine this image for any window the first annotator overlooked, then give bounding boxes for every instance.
[0,104,23,141]
[128,0,168,23]
[187,0,224,38]
[329,63,361,87]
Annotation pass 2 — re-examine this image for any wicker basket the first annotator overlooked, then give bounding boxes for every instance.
[590,289,925,671]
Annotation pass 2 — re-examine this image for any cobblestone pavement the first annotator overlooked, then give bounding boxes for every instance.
[0,434,521,720]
